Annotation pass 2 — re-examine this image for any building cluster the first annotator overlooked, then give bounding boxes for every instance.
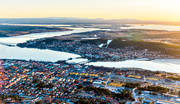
[0,59,113,103]
[0,59,180,103]
[18,39,169,62]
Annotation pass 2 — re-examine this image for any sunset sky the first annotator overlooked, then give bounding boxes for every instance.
[1,0,180,22]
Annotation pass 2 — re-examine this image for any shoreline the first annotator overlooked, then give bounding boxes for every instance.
[17,38,173,62]
[0,58,175,74]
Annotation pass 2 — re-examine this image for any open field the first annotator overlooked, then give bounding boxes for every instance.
[52,28,180,47]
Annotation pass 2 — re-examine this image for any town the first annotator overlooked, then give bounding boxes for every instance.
[1,59,180,104]
[17,38,171,62]
[1,0,180,103]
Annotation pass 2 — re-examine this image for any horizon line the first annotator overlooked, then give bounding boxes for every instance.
[0,17,180,25]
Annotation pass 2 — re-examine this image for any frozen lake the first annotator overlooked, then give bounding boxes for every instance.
[0,26,180,73]
[0,28,100,45]
[121,24,180,31]
[0,27,99,62]
[0,44,81,62]
[87,59,180,73]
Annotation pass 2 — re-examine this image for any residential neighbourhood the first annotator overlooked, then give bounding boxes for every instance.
[1,59,180,103]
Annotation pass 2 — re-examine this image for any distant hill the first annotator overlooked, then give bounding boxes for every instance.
[0,17,179,25]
